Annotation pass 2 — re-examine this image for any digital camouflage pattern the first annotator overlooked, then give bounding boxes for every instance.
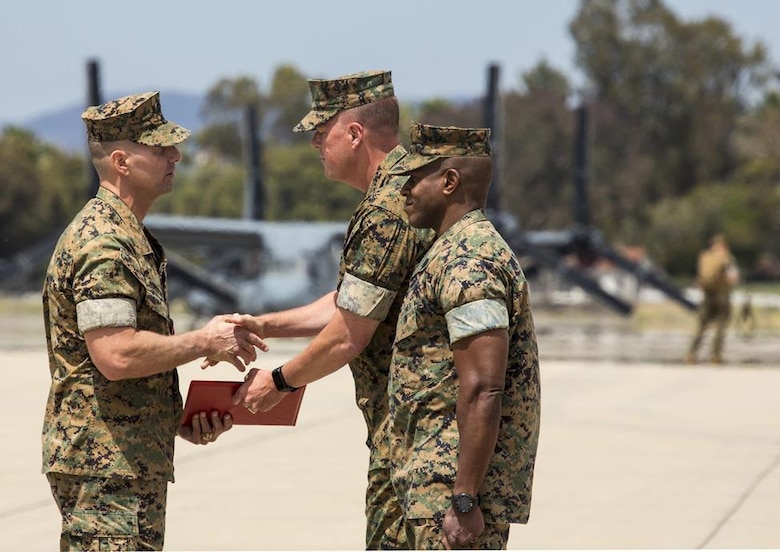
[333,144,434,548]
[42,187,182,483]
[81,91,191,146]
[47,472,167,550]
[364,465,407,549]
[293,70,395,133]
[336,145,434,466]
[389,122,492,175]
[389,210,541,524]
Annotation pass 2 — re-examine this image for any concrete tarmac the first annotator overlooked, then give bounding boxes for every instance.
[3,333,780,551]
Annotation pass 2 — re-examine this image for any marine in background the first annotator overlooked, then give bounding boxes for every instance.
[686,234,740,364]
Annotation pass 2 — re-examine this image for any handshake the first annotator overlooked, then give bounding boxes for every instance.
[179,313,304,444]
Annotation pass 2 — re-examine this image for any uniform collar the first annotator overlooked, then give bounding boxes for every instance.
[437,209,487,242]
[96,187,153,255]
[369,144,408,191]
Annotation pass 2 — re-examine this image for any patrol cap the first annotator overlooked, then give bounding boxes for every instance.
[390,121,492,175]
[81,91,191,146]
[293,70,395,133]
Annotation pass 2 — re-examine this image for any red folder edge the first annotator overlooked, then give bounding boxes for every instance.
[181,380,306,426]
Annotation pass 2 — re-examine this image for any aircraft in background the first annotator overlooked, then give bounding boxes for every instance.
[0,61,696,319]
[144,215,345,318]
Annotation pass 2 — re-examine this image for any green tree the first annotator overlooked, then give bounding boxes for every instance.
[500,62,574,232]
[266,65,312,145]
[570,0,775,202]
[196,76,263,162]
[733,92,780,184]
[522,60,571,99]
[647,181,780,278]
[264,143,362,220]
[152,159,245,218]
[0,128,85,256]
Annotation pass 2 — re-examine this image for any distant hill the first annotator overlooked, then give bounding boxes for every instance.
[8,91,204,153]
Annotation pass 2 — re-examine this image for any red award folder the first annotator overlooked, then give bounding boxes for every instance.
[181,380,306,426]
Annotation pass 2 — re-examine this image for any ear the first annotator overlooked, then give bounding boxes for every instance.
[347,121,364,148]
[441,168,461,197]
[110,148,130,176]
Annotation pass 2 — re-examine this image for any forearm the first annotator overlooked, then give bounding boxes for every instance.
[451,329,509,495]
[454,389,502,494]
[259,291,337,338]
[88,327,215,380]
[88,315,263,380]
[279,308,377,388]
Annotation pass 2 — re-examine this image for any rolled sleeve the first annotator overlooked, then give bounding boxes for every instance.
[337,272,397,321]
[76,298,137,334]
[445,298,508,343]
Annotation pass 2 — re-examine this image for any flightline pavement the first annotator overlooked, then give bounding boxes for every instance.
[2,298,779,550]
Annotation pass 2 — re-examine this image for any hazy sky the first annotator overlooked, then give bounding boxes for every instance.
[2,0,779,126]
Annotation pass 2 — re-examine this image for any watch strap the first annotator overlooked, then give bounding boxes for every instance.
[271,365,299,392]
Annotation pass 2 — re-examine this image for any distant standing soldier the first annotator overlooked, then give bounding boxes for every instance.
[686,234,740,364]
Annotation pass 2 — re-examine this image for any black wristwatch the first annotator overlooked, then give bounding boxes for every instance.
[271,365,299,392]
[451,492,480,514]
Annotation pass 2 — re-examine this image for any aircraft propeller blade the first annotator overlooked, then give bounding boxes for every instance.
[588,236,697,311]
[510,234,634,316]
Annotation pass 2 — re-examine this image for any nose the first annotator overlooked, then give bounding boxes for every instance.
[166,146,182,163]
[310,132,321,149]
[400,180,411,197]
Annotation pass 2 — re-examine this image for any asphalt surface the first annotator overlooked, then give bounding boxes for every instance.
[2,297,780,550]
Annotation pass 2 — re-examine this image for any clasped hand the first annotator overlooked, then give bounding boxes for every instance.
[200,314,268,371]
[196,314,281,413]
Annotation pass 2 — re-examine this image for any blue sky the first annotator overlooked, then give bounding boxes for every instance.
[2,1,779,126]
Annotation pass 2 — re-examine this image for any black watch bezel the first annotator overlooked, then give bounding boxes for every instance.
[271,365,298,392]
[451,492,480,514]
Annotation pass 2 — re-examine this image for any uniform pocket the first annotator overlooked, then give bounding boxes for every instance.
[64,509,139,537]
[394,294,425,344]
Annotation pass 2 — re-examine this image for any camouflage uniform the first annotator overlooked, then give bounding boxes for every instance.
[387,123,541,549]
[42,91,189,551]
[687,235,739,363]
[295,71,434,549]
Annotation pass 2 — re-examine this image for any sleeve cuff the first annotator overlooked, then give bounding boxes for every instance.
[445,298,508,343]
[336,273,397,321]
[76,298,137,334]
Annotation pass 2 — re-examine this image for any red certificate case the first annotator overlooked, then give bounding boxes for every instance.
[181,380,306,426]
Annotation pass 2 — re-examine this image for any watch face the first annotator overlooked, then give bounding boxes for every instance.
[453,493,476,513]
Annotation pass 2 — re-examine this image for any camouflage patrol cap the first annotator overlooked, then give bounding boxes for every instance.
[293,70,395,133]
[390,121,492,174]
[81,91,191,146]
